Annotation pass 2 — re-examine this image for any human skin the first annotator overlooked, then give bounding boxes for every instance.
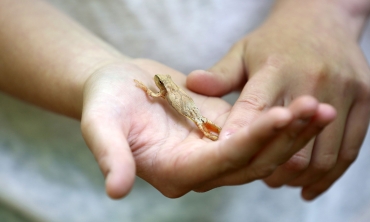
[0,0,336,199]
[187,0,370,200]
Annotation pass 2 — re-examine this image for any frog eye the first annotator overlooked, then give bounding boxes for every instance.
[156,76,164,84]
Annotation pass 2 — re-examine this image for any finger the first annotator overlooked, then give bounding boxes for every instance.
[264,104,337,187]
[194,101,335,191]
[246,97,319,164]
[263,141,314,187]
[301,101,370,200]
[286,105,346,187]
[220,69,284,139]
[287,104,337,154]
[301,160,352,200]
[81,111,136,199]
[184,107,293,185]
[187,41,246,96]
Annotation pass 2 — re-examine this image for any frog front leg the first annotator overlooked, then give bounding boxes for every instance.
[134,79,166,99]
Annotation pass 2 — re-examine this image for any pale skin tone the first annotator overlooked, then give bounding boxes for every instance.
[0,0,337,199]
[188,0,370,200]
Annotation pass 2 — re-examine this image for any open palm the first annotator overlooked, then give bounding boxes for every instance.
[81,59,336,199]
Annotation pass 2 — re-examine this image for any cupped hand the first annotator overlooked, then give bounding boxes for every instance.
[80,59,335,199]
[187,3,370,200]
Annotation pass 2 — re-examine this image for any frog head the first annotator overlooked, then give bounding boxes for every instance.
[154,74,167,91]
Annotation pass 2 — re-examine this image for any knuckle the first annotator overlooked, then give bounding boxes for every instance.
[237,93,268,112]
[338,148,359,164]
[363,77,370,94]
[263,54,290,70]
[342,76,360,94]
[357,78,370,101]
[303,63,332,88]
[308,66,370,100]
[248,164,276,180]
[311,154,337,172]
[282,155,310,172]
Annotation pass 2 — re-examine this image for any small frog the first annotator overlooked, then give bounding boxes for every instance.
[134,74,221,141]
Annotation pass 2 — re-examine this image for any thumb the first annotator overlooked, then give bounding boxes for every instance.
[187,41,247,96]
[81,112,136,199]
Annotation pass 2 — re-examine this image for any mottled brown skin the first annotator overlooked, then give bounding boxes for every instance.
[134,74,221,140]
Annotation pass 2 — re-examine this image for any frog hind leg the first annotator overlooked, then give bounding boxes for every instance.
[204,120,221,134]
[195,119,221,141]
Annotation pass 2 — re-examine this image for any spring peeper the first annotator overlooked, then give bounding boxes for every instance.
[134,74,221,140]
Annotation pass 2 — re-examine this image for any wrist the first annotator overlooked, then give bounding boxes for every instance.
[330,0,370,38]
[269,0,370,41]
[0,0,133,120]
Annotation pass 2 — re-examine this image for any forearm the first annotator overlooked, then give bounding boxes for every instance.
[269,0,370,41]
[0,0,129,119]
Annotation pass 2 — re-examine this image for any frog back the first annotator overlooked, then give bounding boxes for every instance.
[166,88,203,120]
